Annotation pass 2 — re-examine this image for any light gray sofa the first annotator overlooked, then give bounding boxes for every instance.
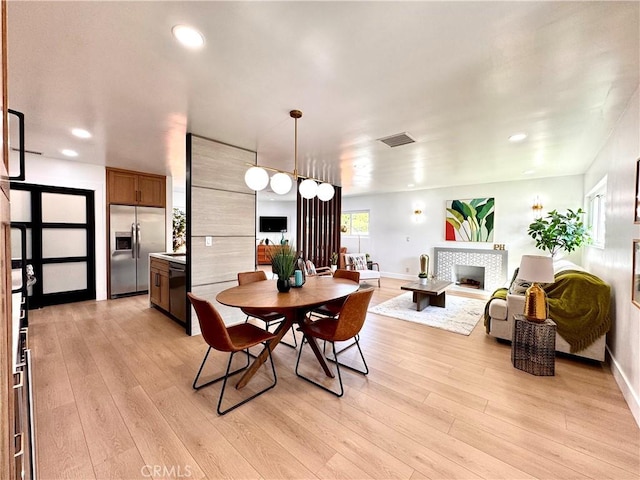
[486,259,609,361]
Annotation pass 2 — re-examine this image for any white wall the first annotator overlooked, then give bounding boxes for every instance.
[342,175,584,281]
[18,155,108,300]
[256,199,297,247]
[584,86,640,427]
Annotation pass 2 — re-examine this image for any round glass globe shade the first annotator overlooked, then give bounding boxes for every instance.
[317,183,335,201]
[244,167,269,191]
[298,179,318,199]
[270,173,292,195]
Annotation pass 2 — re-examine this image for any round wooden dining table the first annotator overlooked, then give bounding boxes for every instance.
[217,275,359,389]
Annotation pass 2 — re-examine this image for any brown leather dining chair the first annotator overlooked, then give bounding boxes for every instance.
[310,269,360,319]
[188,293,278,415]
[310,269,362,354]
[237,270,297,348]
[295,287,374,397]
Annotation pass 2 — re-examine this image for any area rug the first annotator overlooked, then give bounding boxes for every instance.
[367,292,486,335]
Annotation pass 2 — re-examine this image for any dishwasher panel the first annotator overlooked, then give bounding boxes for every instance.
[169,262,186,323]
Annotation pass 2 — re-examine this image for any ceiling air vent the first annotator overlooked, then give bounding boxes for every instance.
[12,147,42,155]
[378,132,416,148]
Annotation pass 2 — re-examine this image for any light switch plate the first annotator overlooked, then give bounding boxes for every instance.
[205,236,213,247]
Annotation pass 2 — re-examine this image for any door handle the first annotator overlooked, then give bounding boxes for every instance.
[131,223,136,259]
[136,223,141,258]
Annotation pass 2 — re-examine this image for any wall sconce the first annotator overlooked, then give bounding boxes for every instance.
[532,195,544,218]
[412,207,424,223]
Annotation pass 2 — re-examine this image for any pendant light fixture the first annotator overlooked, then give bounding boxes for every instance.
[244,110,335,201]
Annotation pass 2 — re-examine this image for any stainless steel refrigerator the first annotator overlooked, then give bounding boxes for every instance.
[110,205,165,297]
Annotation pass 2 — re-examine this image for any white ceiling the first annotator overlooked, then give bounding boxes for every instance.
[7,1,639,198]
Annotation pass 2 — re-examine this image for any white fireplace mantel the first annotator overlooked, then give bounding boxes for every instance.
[433,247,508,292]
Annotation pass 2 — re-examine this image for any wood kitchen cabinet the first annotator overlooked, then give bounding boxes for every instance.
[149,257,169,311]
[107,167,166,207]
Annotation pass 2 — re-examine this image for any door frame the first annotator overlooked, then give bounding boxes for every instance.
[10,182,96,308]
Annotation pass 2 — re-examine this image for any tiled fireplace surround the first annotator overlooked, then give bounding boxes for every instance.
[434,247,508,292]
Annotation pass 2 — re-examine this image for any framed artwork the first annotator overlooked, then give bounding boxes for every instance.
[635,159,640,223]
[445,197,495,242]
[633,240,640,309]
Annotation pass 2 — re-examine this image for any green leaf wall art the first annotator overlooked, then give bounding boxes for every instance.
[445,198,495,242]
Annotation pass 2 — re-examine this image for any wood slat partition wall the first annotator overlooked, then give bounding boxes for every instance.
[296,180,342,267]
[186,134,256,335]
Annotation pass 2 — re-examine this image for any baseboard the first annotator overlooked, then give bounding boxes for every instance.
[607,344,640,428]
[380,272,415,281]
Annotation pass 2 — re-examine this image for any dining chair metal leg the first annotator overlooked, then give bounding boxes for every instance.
[279,324,298,349]
[333,334,359,356]
[192,344,278,415]
[295,336,345,397]
[192,346,251,390]
[326,335,369,376]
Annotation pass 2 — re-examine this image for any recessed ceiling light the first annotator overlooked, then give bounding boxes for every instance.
[71,128,91,139]
[61,149,78,157]
[172,25,205,49]
[509,133,527,142]
[523,169,535,175]
[407,184,415,188]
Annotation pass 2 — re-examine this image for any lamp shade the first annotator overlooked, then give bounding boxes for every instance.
[270,172,293,195]
[518,255,554,283]
[244,166,269,191]
[317,182,335,201]
[298,179,318,199]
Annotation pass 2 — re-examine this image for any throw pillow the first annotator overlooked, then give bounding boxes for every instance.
[509,276,532,295]
[346,254,368,270]
[305,260,317,276]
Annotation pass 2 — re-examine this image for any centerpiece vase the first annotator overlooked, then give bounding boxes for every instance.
[276,278,291,293]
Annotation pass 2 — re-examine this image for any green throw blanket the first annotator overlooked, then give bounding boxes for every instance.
[483,270,611,353]
[544,270,611,353]
[484,288,507,334]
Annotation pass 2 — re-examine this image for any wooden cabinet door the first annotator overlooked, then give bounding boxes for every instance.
[150,268,170,311]
[0,2,15,476]
[138,174,165,207]
[107,169,165,207]
[149,268,161,305]
[107,169,138,205]
[149,258,170,311]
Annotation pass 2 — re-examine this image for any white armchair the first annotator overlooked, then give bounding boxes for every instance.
[343,253,380,287]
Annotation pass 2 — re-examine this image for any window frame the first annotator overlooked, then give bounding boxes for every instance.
[586,176,607,249]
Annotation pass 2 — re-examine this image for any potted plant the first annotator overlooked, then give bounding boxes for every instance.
[330,251,338,271]
[268,244,296,292]
[172,208,186,252]
[527,208,591,257]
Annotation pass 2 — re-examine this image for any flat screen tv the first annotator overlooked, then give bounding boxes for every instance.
[259,216,287,232]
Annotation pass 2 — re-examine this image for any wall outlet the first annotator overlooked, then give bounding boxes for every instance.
[205,236,213,247]
[405,267,410,273]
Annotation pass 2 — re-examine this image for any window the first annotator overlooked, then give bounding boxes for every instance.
[341,211,369,235]
[586,176,607,248]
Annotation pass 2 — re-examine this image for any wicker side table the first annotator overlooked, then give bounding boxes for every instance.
[511,314,556,376]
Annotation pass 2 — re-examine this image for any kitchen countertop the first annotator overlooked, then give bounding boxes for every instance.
[150,252,186,264]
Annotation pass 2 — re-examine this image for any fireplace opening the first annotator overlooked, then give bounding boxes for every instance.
[452,265,485,290]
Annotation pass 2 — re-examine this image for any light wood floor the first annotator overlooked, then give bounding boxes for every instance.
[29,278,639,479]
